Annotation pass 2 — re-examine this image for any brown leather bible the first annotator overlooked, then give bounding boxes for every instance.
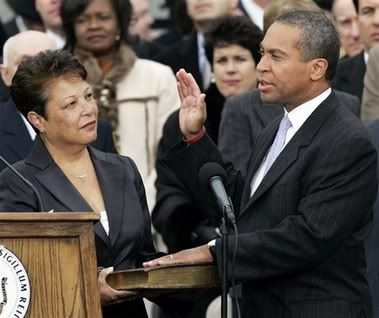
[106,263,220,294]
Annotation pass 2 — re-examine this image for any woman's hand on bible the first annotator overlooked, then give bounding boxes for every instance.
[98,267,138,306]
[176,69,207,139]
[142,245,214,268]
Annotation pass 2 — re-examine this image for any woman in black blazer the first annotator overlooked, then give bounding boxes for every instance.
[0,49,162,318]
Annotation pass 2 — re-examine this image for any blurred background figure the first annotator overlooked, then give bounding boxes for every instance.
[61,0,179,212]
[238,0,271,30]
[129,0,154,41]
[35,0,65,48]
[331,0,363,58]
[3,0,44,37]
[156,0,238,91]
[153,15,262,318]
[333,0,379,102]
[263,0,320,33]
[362,46,379,121]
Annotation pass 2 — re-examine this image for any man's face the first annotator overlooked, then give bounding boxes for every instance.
[0,34,57,87]
[185,0,236,22]
[333,0,363,56]
[129,0,154,40]
[35,0,62,31]
[358,0,379,49]
[256,23,316,110]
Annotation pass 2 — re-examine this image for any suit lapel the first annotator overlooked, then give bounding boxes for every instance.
[90,149,125,248]
[239,92,339,217]
[240,117,280,207]
[26,138,110,246]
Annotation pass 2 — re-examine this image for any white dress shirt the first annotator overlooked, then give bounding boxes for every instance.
[250,88,332,197]
[20,114,36,140]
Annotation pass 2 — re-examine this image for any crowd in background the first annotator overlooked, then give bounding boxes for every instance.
[0,0,379,317]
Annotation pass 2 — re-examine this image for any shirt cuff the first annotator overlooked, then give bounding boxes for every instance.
[183,127,206,144]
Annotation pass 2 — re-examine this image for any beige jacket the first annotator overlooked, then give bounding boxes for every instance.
[116,59,179,210]
[362,47,379,122]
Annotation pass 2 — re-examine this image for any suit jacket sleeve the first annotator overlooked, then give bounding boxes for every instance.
[362,47,379,122]
[165,131,377,283]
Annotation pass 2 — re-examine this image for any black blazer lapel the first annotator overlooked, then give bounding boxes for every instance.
[25,138,110,246]
[90,148,125,248]
[240,92,340,216]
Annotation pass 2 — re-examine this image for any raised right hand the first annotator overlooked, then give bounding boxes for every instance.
[176,69,207,138]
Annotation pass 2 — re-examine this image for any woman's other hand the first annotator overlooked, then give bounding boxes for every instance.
[98,267,138,306]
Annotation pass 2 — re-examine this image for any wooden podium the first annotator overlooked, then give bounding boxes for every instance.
[0,212,101,318]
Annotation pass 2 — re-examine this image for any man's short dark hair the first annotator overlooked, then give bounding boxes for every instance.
[11,49,87,120]
[276,10,340,81]
[204,16,263,67]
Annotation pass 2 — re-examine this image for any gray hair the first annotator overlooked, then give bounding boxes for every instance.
[276,10,340,81]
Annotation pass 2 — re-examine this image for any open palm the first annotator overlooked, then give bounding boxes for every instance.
[176,69,207,138]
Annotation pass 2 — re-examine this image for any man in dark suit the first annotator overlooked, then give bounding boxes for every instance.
[332,0,379,102]
[155,0,238,90]
[0,31,116,171]
[219,89,361,177]
[365,119,379,318]
[144,11,378,318]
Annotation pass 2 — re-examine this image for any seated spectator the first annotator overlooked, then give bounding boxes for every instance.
[60,0,179,211]
[361,46,379,121]
[0,31,116,172]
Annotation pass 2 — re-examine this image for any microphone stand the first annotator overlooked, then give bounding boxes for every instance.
[221,203,234,318]
[221,211,229,318]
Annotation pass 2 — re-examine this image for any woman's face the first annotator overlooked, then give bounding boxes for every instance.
[74,0,119,55]
[32,76,98,148]
[213,44,257,97]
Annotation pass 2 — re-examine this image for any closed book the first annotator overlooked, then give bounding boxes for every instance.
[107,263,220,294]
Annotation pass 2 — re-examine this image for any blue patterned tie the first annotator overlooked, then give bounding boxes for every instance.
[264,114,292,175]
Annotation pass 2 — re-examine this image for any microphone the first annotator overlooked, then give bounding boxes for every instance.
[0,155,45,212]
[198,162,236,224]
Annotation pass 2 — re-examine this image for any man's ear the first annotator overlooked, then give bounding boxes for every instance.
[27,111,46,133]
[0,64,12,87]
[310,58,328,82]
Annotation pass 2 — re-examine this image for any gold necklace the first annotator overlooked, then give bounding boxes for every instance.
[63,161,90,182]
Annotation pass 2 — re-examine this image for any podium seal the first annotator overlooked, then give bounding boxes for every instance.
[0,245,30,317]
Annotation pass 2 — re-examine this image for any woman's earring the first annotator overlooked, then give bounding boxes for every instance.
[115,34,121,41]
